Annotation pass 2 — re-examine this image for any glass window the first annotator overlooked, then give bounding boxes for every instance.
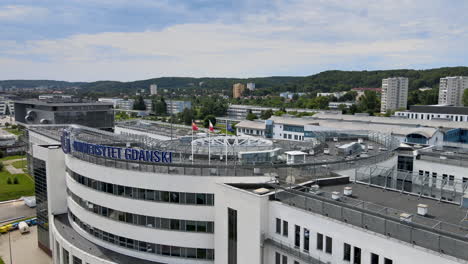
[317,233,323,250]
[197,193,206,204]
[344,243,351,261]
[282,255,288,264]
[63,248,69,264]
[197,248,207,259]
[294,225,300,248]
[73,256,83,264]
[161,218,170,229]
[146,216,155,228]
[146,190,155,201]
[275,252,281,264]
[170,219,180,230]
[384,258,393,264]
[325,236,332,254]
[354,247,362,264]
[282,221,288,237]
[276,218,281,234]
[170,192,180,203]
[186,193,196,204]
[186,248,197,259]
[303,228,310,251]
[186,221,196,232]
[161,191,170,202]
[371,253,379,264]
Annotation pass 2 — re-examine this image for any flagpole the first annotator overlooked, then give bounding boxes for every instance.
[191,120,194,165]
[208,129,211,165]
[225,121,228,165]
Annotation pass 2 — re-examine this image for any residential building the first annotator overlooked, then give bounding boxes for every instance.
[246,83,256,91]
[328,102,355,109]
[232,83,246,98]
[381,77,408,113]
[0,100,15,115]
[438,76,468,106]
[26,122,468,264]
[226,104,323,120]
[150,84,158,95]
[116,99,135,110]
[14,100,114,130]
[144,99,153,112]
[316,92,346,98]
[98,98,124,108]
[279,92,306,99]
[166,100,192,114]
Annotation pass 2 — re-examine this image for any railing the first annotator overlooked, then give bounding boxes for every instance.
[274,186,468,261]
[263,235,327,264]
[69,149,395,178]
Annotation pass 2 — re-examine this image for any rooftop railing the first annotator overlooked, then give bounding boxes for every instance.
[273,185,468,261]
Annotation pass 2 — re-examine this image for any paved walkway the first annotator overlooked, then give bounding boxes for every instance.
[0,226,52,264]
[3,158,26,175]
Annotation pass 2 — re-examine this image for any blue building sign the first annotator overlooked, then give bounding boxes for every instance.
[61,130,172,163]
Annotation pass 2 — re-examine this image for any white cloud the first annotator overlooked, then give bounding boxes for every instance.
[0,0,467,81]
[0,5,48,22]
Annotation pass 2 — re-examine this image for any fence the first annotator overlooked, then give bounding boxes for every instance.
[274,187,468,261]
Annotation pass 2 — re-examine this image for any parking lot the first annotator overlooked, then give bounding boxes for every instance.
[0,226,52,264]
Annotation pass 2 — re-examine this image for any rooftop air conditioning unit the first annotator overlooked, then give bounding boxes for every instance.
[343,187,352,196]
[417,204,428,216]
[331,191,340,200]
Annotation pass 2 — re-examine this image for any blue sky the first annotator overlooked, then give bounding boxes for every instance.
[0,0,467,81]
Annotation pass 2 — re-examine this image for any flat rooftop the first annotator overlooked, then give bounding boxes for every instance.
[319,182,468,232]
[54,214,163,264]
[14,100,113,106]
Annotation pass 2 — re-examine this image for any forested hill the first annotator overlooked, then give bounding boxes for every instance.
[2,67,468,96]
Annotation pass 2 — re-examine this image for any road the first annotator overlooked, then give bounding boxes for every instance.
[0,201,35,223]
[0,226,52,264]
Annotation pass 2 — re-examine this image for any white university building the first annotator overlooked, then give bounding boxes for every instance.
[438,76,468,106]
[380,77,408,113]
[26,120,468,264]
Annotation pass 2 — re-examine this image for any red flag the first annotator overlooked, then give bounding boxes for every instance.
[209,120,214,132]
[192,121,199,131]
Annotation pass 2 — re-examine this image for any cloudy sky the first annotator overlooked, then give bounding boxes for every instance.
[0,0,467,81]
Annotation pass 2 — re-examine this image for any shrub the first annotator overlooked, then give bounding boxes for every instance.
[7,178,12,184]
[13,177,19,184]
[0,151,4,159]
[0,163,4,171]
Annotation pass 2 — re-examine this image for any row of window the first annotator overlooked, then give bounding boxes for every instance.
[275,218,394,264]
[282,133,304,141]
[67,168,214,205]
[275,252,300,264]
[68,189,214,233]
[70,212,215,260]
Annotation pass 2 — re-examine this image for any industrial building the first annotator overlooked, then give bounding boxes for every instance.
[14,100,114,130]
[25,119,468,264]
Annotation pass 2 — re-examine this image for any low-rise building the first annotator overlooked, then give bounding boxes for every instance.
[166,100,191,114]
[395,105,468,122]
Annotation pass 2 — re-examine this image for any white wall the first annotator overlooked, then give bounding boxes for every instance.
[266,201,462,264]
[214,184,269,264]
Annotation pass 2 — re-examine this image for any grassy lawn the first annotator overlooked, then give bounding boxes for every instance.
[0,155,25,162]
[11,160,27,170]
[0,170,34,201]
[4,127,24,136]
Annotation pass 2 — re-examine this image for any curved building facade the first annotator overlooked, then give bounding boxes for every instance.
[27,123,468,264]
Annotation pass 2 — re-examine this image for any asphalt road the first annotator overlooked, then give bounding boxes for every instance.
[0,201,35,223]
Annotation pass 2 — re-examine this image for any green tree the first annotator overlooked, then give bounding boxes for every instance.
[133,96,147,110]
[153,97,167,115]
[463,89,468,106]
[203,115,217,128]
[246,112,258,121]
[181,108,194,125]
[358,91,380,113]
[7,178,12,184]
[0,162,4,171]
[260,109,273,120]
[13,177,19,184]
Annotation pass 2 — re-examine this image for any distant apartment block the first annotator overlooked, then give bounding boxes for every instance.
[438,76,468,106]
[381,77,408,113]
[117,99,135,110]
[150,84,158,95]
[233,83,246,98]
[246,82,256,91]
[279,92,305,99]
[166,100,191,114]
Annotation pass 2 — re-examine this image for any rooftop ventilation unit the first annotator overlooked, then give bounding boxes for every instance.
[400,213,412,223]
[343,187,352,196]
[417,204,428,216]
[331,191,340,200]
